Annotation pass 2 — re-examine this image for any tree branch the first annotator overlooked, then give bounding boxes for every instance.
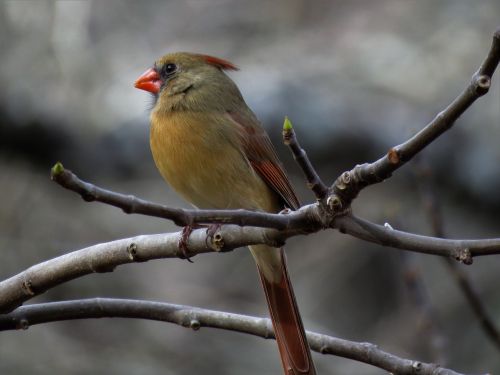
[50,162,320,231]
[335,214,500,260]
[329,28,500,209]
[50,162,500,261]
[399,251,447,363]
[282,117,329,200]
[0,298,474,375]
[2,212,500,315]
[0,226,292,314]
[416,163,500,351]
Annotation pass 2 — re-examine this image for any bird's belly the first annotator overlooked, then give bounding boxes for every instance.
[150,113,278,212]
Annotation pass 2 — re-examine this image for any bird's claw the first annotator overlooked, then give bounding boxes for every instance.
[178,225,196,262]
[206,223,222,239]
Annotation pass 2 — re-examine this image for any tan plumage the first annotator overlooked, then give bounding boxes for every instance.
[136,52,316,374]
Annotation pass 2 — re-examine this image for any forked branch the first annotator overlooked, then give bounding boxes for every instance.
[329,29,500,209]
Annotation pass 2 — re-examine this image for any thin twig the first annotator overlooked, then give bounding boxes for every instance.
[443,259,500,350]
[329,29,500,209]
[416,164,500,351]
[50,162,317,231]
[335,214,500,259]
[0,298,476,375]
[282,117,328,200]
[399,251,447,363]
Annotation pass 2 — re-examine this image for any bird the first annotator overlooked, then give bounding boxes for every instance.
[135,52,316,375]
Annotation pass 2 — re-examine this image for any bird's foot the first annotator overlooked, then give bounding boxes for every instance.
[206,223,222,239]
[178,225,201,263]
[179,224,223,260]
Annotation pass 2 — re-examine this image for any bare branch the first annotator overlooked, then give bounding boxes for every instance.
[399,251,447,363]
[51,162,500,262]
[282,117,328,200]
[2,211,500,316]
[416,164,500,351]
[50,162,319,231]
[0,225,298,314]
[443,259,500,351]
[0,298,474,375]
[335,214,500,260]
[329,29,500,208]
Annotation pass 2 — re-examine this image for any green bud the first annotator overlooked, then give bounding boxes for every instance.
[283,116,293,131]
[51,162,65,177]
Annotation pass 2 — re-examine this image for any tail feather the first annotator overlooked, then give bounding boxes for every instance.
[254,247,316,375]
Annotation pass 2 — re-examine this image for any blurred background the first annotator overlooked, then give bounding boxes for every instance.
[0,0,499,374]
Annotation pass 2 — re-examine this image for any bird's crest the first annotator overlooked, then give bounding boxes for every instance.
[200,54,239,71]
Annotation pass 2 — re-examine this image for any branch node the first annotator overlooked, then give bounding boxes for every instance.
[16,318,30,330]
[327,194,342,211]
[456,248,473,265]
[190,319,201,331]
[127,243,138,260]
[208,230,224,252]
[21,279,35,296]
[360,342,379,361]
[384,222,394,230]
[387,147,401,165]
[412,360,423,371]
[340,171,351,186]
[477,75,491,89]
[473,74,491,96]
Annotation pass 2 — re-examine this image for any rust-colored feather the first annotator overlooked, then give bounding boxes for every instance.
[200,54,239,71]
[257,248,315,375]
[227,111,300,210]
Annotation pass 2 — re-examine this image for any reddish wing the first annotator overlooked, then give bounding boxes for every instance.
[228,111,300,210]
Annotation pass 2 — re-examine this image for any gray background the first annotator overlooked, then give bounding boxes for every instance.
[0,1,499,374]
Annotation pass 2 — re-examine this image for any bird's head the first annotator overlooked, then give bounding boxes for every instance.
[135,52,241,112]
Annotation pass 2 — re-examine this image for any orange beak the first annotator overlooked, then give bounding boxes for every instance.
[134,68,162,94]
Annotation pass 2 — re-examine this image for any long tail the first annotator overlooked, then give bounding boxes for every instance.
[250,245,316,375]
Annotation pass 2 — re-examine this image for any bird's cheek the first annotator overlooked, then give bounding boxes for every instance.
[169,80,195,95]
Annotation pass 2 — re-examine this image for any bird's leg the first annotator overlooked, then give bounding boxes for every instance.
[178,224,202,262]
[179,223,223,260]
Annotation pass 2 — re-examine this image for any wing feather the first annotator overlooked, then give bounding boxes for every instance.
[227,111,300,210]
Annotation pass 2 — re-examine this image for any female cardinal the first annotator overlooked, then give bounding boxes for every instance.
[135,52,316,375]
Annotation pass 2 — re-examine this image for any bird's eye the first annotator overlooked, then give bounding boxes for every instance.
[163,63,177,76]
